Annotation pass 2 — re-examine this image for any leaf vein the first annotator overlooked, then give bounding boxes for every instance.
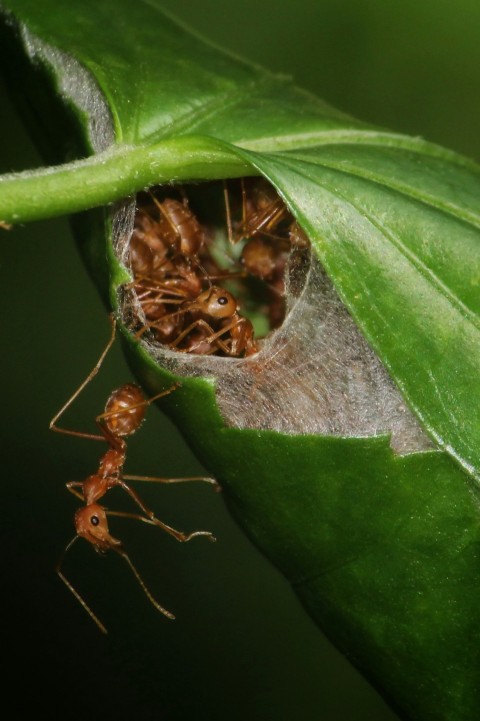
[270,156,480,332]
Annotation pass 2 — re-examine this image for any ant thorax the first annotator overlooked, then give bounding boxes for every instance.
[116,178,432,456]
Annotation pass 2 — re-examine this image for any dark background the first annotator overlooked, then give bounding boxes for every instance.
[1,2,479,719]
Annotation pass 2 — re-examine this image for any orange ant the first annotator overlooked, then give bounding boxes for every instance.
[224,177,290,245]
[150,195,209,259]
[131,191,210,271]
[128,179,311,356]
[223,179,291,299]
[128,189,244,345]
[224,177,309,264]
[222,178,311,330]
[173,286,258,357]
[51,314,218,633]
[140,285,258,357]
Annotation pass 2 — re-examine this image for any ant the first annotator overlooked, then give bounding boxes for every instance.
[172,286,258,357]
[127,277,187,343]
[51,314,218,633]
[128,178,311,357]
[128,190,245,346]
[224,177,309,273]
[149,193,209,260]
[140,285,258,357]
[131,191,210,274]
[223,179,291,304]
[222,178,311,330]
[224,177,290,246]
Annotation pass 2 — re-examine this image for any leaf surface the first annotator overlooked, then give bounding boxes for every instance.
[1,0,479,482]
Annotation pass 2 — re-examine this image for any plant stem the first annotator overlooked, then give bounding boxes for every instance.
[0,135,252,224]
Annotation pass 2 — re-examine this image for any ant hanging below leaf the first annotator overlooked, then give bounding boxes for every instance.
[50,313,218,634]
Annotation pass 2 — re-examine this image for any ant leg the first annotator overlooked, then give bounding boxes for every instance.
[49,313,117,442]
[169,318,213,348]
[196,318,244,356]
[125,276,190,299]
[207,270,248,282]
[56,536,108,634]
[107,498,216,543]
[254,201,288,236]
[150,193,180,243]
[123,473,219,489]
[170,319,230,355]
[186,331,232,356]
[66,481,86,502]
[114,547,175,620]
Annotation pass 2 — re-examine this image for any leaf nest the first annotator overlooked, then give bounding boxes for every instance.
[114,182,432,456]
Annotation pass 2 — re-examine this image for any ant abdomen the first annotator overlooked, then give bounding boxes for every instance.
[160,197,208,258]
[241,236,281,280]
[130,228,169,278]
[103,383,147,437]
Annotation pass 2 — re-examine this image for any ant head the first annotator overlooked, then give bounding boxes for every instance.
[193,286,238,318]
[75,503,121,551]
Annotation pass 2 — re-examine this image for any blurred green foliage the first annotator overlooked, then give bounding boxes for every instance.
[159,0,480,161]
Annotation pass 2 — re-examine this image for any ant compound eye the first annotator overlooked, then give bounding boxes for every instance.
[217,296,228,306]
[90,515,100,526]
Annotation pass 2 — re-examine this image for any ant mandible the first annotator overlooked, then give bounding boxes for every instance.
[50,313,218,633]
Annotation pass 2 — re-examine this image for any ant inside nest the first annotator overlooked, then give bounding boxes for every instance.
[121,177,311,359]
[117,176,432,451]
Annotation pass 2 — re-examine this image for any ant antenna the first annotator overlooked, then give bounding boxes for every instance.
[56,536,108,634]
[56,535,176,634]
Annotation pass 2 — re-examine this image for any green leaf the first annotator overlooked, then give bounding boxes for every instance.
[1,2,480,720]
[1,0,479,485]
[239,146,480,481]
